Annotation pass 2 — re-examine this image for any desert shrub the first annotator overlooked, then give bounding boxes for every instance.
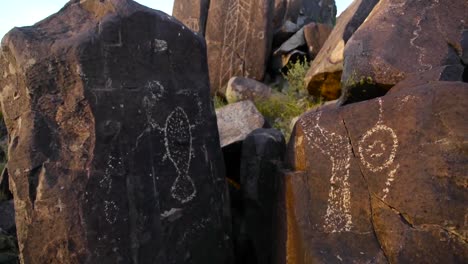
[212,95,227,109]
[256,57,321,140]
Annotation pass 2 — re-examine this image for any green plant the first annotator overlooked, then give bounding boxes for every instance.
[212,95,227,109]
[282,56,310,96]
[255,57,321,140]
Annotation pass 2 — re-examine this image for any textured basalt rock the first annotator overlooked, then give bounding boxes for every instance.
[172,0,210,35]
[273,0,336,30]
[284,81,468,263]
[304,0,379,101]
[239,128,285,264]
[303,22,333,59]
[205,0,274,95]
[341,0,468,104]
[0,0,231,263]
[216,100,266,147]
[225,76,272,104]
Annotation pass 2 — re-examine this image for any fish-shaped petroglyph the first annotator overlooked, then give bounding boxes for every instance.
[165,107,196,203]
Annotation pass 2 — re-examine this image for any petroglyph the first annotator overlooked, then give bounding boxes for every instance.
[218,0,253,88]
[183,18,200,32]
[300,112,353,233]
[104,200,119,224]
[153,39,168,52]
[409,0,439,71]
[165,107,197,203]
[358,98,399,201]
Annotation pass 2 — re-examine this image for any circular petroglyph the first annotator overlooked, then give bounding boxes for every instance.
[358,124,398,172]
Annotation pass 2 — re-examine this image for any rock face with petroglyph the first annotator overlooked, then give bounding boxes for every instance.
[340,0,468,104]
[304,0,379,101]
[205,0,273,95]
[0,0,231,263]
[283,81,468,263]
[172,0,210,35]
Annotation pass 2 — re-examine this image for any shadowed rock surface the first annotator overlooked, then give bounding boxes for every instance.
[205,0,274,95]
[172,0,210,35]
[304,0,379,100]
[340,0,468,104]
[273,0,336,31]
[239,128,285,264]
[0,0,231,263]
[284,81,468,263]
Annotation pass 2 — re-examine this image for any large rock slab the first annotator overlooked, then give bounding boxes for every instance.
[205,0,273,95]
[172,0,210,35]
[304,22,333,59]
[0,0,231,263]
[341,0,468,104]
[239,128,285,264]
[284,81,468,263]
[304,0,379,100]
[216,100,266,147]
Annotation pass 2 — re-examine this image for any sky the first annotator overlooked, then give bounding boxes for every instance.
[0,0,352,40]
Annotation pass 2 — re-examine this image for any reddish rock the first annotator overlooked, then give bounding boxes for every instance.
[206,0,274,95]
[341,0,468,104]
[172,0,210,35]
[304,0,379,100]
[303,22,333,59]
[284,81,468,263]
[0,0,231,263]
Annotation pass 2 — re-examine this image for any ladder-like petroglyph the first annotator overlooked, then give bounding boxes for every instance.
[218,0,253,89]
[165,107,197,203]
[300,112,353,233]
[358,98,399,201]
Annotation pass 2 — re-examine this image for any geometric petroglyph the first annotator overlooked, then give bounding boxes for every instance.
[300,112,353,233]
[218,0,253,88]
[165,107,197,203]
[358,98,399,201]
[183,18,200,32]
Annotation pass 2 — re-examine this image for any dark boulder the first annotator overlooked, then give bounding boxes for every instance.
[239,128,286,264]
[341,0,468,104]
[304,0,379,101]
[0,0,231,263]
[284,81,468,263]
